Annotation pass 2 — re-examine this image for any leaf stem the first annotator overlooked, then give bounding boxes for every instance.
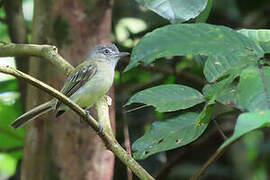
[213,120,228,140]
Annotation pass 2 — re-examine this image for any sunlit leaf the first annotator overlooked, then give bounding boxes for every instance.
[125,23,263,72]
[0,153,17,178]
[132,112,208,159]
[136,0,208,23]
[126,84,205,112]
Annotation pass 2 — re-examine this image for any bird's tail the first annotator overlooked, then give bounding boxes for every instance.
[11,101,54,129]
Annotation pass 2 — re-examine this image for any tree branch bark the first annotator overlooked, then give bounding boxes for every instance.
[0,41,154,179]
[0,43,74,75]
[0,65,154,180]
[3,0,29,109]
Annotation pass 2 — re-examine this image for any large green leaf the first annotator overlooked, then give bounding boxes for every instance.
[125,23,263,72]
[237,66,270,112]
[136,0,208,24]
[220,110,270,149]
[126,84,205,112]
[132,112,208,159]
[238,29,270,53]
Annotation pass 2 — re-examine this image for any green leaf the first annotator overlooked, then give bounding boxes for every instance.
[126,84,205,112]
[237,66,270,112]
[136,0,208,24]
[196,0,212,23]
[194,55,207,66]
[125,23,263,72]
[195,96,215,125]
[238,29,270,53]
[132,112,208,159]
[203,75,240,108]
[203,75,235,98]
[203,55,257,82]
[220,110,270,149]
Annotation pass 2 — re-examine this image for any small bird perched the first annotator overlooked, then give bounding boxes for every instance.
[11,43,129,129]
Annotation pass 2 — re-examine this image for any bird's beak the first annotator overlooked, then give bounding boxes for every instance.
[116,52,130,58]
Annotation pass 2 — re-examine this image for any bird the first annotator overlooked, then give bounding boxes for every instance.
[10,43,129,130]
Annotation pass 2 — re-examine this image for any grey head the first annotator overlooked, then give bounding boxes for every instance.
[85,43,129,68]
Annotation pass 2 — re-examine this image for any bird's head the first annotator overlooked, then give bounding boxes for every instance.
[85,43,129,68]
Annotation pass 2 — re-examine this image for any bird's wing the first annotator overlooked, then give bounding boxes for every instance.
[56,62,97,109]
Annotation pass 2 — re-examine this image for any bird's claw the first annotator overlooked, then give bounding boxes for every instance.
[84,109,103,133]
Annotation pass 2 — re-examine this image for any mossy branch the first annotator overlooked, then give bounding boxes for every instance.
[0,42,154,180]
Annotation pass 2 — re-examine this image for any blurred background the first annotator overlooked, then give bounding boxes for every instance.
[0,0,270,179]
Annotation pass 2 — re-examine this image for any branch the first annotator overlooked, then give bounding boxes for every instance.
[213,120,228,140]
[0,43,74,75]
[190,139,238,180]
[0,66,154,180]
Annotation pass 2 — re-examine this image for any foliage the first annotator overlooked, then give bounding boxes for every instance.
[126,84,205,112]
[125,0,270,161]
[132,112,208,159]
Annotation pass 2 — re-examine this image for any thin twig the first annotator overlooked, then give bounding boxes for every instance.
[123,111,133,180]
[190,138,238,180]
[0,65,154,180]
[257,63,270,109]
[213,120,228,140]
[124,104,150,113]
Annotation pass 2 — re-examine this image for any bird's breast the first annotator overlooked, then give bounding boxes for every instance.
[69,63,114,108]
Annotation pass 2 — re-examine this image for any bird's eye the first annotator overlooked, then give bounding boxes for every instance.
[103,49,110,55]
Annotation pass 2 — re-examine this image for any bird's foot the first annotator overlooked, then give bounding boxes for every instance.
[84,109,103,133]
[104,95,112,106]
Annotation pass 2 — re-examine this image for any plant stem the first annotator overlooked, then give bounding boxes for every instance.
[190,139,237,180]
